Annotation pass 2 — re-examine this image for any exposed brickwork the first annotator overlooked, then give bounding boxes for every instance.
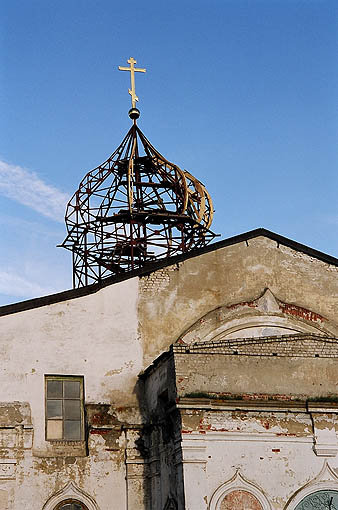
[174,333,338,358]
[279,303,324,323]
[140,264,179,293]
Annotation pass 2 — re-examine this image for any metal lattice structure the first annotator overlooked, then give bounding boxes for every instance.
[61,121,217,288]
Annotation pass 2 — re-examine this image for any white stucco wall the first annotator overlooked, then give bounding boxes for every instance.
[0,277,140,510]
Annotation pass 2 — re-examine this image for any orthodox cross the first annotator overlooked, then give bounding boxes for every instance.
[118,57,146,109]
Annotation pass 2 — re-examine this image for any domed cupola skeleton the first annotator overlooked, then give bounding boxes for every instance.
[61,58,217,288]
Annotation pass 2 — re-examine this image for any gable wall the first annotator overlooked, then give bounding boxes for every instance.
[138,236,338,365]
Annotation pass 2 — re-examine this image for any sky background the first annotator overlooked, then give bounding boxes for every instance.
[1,0,338,305]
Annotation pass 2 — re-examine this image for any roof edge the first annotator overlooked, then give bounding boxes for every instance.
[1,227,338,317]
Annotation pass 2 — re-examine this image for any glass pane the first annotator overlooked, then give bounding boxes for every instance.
[64,400,81,420]
[47,380,62,398]
[64,420,81,440]
[47,400,62,418]
[47,420,63,440]
[58,501,85,510]
[64,380,81,398]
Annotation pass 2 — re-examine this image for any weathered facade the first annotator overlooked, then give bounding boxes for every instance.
[1,229,338,509]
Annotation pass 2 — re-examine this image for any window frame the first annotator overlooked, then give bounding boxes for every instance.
[45,375,85,442]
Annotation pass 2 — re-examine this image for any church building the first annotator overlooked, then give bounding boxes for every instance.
[0,59,338,510]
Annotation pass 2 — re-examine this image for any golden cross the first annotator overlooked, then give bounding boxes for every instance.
[118,57,146,109]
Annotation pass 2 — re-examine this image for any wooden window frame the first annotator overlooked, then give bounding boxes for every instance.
[45,375,85,442]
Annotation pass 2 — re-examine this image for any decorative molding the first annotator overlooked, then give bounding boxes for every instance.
[208,469,272,510]
[42,481,99,510]
[177,398,308,412]
[180,438,207,464]
[0,459,16,480]
[206,432,313,443]
[313,439,338,458]
[180,288,333,345]
[178,431,313,443]
[285,461,338,510]
[311,417,338,457]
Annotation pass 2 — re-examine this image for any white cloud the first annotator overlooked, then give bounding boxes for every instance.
[325,215,338,226]
[0,160,69,222]
[0,270,60,300]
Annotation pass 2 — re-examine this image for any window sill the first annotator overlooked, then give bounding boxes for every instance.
[47,440,85,445]
[37,440,87,457]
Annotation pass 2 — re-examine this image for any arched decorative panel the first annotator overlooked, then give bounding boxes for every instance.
[42,482,99,510]
[180,289,336,345]
[209,470,271,510]
[285,463,338,510]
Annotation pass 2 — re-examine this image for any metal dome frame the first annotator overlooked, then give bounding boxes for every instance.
[61,122,217,288]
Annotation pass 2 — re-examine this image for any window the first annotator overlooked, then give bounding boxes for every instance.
[45,376,84,441]
[55,501,88,510]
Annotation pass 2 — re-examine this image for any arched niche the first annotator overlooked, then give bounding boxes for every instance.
[209,470,271,510]
[42,481,99,510]
[285,463,338,510]
[180,289,336,345]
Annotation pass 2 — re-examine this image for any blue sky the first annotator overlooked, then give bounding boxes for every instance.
[1,0,338,305]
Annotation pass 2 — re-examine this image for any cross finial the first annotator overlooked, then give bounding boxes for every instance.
[118,57,146,112]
